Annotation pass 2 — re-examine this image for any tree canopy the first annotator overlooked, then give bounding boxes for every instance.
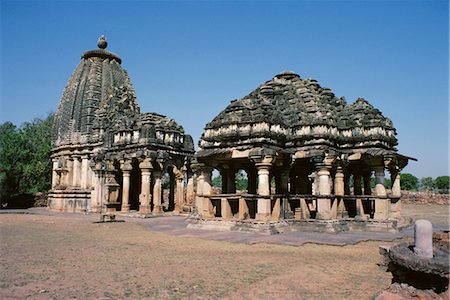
[0,114,53,202]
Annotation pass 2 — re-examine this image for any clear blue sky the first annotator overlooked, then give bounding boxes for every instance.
[1,0,448,178]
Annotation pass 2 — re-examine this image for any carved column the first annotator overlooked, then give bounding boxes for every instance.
[363,171,372,196]
[373,166,389,220]
[200,166,214,218]
[226,169,236,193]
[65,158,73,187]
[247,168,257,194]
[120,160,133,212]
[152,170,163,214]
[80,155,89,189]
[353,172,362,195]
[316,164,332,220]
[390,170,402,218]
[51,159,59,188]
[185,173,195,207]
[255,160,272,221]
[139,158,153,214]
[334,167,346,219]
[72,155,81,188]
[174,170,185,213]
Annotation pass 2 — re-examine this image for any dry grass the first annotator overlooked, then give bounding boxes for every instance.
[0,213,398,300]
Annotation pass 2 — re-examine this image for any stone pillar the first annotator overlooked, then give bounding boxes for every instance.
[221,169,228,194]
[200,167,214,218]
[174,171,185,213]
[80,155,89,189]
[152,170,163,214]
[247,168,257,194]
[414,219,433,258]
[334,167,347,219]
[195,171,205,213]
[374,166,389,220]
[363,171,372,196]
[353,172,362,195]
[255,162,271,221]
[391,171,401,198]
[120,160,132,213]
[65,158,73,187]
[227,169,236,193]
[316,164,332,220]
[138,158,153,214]
[186,173,195,207]
[72,155,81,188]
[51,159,59,188]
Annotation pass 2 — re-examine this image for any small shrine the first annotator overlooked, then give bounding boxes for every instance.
[191,71,415,233]
[49,36,195,215]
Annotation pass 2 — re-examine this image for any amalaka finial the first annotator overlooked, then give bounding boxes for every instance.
[98,35,107,49]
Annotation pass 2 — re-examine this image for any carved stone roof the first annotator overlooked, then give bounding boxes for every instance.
[52,36,194,155]
[199,71,398,153]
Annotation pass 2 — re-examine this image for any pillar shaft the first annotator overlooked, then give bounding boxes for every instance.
[72,157,81,187]
[51,160,59,188]
[174,173,185,212]
[152,171,163,213]
[139,158,153,214]
[316,165,332,220]
[255,163,271,221]
[353,173,362,195]
[374,166,389,220]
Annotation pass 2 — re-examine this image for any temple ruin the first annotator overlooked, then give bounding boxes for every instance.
[191,71,415,232]
[48,36,195,214]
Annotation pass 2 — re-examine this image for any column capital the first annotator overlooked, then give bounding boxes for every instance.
[120,160,133,172]
[139,157,153,170]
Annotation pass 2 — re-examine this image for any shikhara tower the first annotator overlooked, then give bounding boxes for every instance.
[49,36,195,214]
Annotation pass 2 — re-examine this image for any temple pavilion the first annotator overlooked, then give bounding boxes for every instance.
[49,36,195,214]
[192,71,415,232]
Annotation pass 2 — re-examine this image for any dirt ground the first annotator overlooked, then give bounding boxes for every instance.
[1,203,448,300]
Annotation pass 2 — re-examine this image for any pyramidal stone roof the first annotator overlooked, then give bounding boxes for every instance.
[52,36,193,153]
[199,71,397,153]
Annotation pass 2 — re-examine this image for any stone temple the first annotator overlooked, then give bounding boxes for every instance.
[49,37,415,232]
[191,71,415,232]
[49,36,195,214]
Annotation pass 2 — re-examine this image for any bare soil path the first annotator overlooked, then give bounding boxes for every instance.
[0,203,448,299]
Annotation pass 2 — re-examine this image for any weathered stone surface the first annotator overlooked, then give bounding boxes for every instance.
[49,36,194,214]
[199,71,397,152]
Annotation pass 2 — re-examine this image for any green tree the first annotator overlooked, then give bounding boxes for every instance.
[235,170,248,191]
[420,177,434,191]
[0,114,53,202]
[433,176,449,191]
[212,175,222,189]
[400,173,418,191]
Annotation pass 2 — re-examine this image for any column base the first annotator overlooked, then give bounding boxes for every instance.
[255,213,271,221]
[139,205,151,214]
[121,205,130,213]
[152,205,163,214]
[315,212,331,220]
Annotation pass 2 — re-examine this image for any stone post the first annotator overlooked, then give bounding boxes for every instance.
[414,219,433,258]
[195,170,205,213]
[221,169,228,194]
[72,155,81,188]
[374,166,389,220]
[334,167,346,218]
[200,167,214,218]
[247,168,257,194]
[51,159,59,188]
[363,171,372,196]
[353,172,362,195]
[120,160,133,212]
[316,164,332,220]
[65,158,73,187]
[186,173,195,207]
[152,170,163,214]
[139,158,153,214]
[389,170,402,218]
[174,170,185,213]
[391,171,401,197]
[227,169,236,193]
[80,155,89,189]
[255,162,271,221]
